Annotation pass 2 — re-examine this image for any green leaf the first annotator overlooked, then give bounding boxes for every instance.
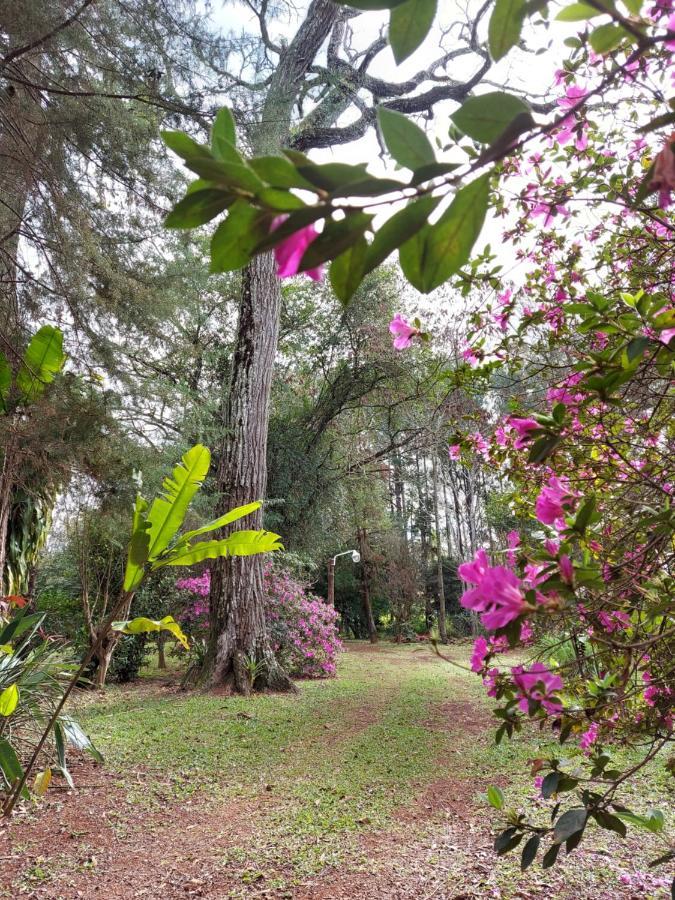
[296,162,370,192]
[593,810,627,836]
[377,107,436,170]
[488,0,526,60]
[60,717,103,764]
[528,434,561,464]
[625,335,650,361]
[364,195,439,274]
[573,497,596,533]
[553,808,587,843]
[161,130,213,162]
[556,2,606,18]
[521,835,540,871]
[112,615,189,651]
[185,159,264,193]
[542,842,560,868]
[0,737,27,795]
[155,529,283,568]
[256,188,306,211]
[330,176,407,198]
[0,683,19,716]
[451,92,531,144]
[211,108,239,162]
[249,156,315,189]
[399,174,489,293]
[146,444,211,561]
[0,351,10,413]
[389,0,437,63]
[123,494,150,592]
[165,189,233,229]
[330,237,369,305]
[210,200,273,273]
[589,22,626,53]
[298,213,373,272]
[175,501,262,548]
[541,771,561,799]
[16,325,66,403]
[487,785,505,809]
[409,161,460,185]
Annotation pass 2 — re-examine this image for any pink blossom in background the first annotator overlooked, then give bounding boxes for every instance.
[509,417,539,449]
[483,667,500,697]
[648,132,675,208]
[448,444,461,461]
[512,662,563,715]
[535,475,576,527]
[506,530,520,566]
[557,84,588,111]
[461,344,479,366]
[559,554,574,584]
[470,637,490,672]
[389,313,420,350]
[519,620,534,644]
[659,327,675,344]
[580,721,599,753]
[271,216,323,281]
[597,609,631,633]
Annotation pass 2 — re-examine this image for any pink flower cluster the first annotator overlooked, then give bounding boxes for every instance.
[512,662,563,715]
[177,564,342,678]
[458,548,528,630]
[535,474,577,528]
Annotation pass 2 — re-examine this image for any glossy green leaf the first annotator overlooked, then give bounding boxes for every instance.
[487,785,505,809]
[377,107,435,170]
[488,0,526,60]
[409,161,459,185]
[389,0,437,63]
[249,155,315,189]
[297,162,369,192]
[553,808,587,843]
[556,2,606,19]
[589,22,625,52]
[521,835,540,870]
[364,195,439,274]
[175,502,262,548]
[399,174,489,293]
[161,131,213,162]
[146,444,211,561]
[123,494,150,592]
[165,189,232,229]
[112,615,189,650]
[330,238,369,305]
[542,842,561,868]
[0,684,19,716]
[0,737,27,795]
[452,92,532,144]
[156,529,283,568]
[185,159,264,192]
[16,325,66,403]
[256,188,306,211]
[330,176,407,198]
[211,108,239,162]
[210,200,273,272]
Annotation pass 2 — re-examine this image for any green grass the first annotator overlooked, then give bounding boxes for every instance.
[21,642,673,897]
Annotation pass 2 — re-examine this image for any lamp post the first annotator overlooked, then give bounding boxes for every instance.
[327,549,360,606]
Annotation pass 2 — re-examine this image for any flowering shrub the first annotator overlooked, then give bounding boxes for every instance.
[177,564,341,678]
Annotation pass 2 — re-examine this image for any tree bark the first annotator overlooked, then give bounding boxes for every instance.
[357,526,378,643]
[206,0,340,694]
[432,453,448,644]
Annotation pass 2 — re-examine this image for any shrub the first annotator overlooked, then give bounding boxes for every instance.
[177,563,342,678]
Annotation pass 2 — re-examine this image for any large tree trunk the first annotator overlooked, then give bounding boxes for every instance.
[206,256,295,693]
[432,453,448,644]
[206,0,339,694]
[357,526,378,644]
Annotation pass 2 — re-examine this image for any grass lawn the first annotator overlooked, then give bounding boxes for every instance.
[2,642,672,899]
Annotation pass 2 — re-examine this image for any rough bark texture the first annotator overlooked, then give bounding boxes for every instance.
[432,453,448,644]
[357,526,378,644]
[206,0,340,694]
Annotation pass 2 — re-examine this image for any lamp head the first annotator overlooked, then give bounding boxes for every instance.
[351,550,361,564]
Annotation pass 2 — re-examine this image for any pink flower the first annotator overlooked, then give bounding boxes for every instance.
[659,327,675,345]
[648,132,675,208]
[666,12,675,50]
[506,530,520,566]
[512,662,563,715]
[458,548,490,584]
[448,444,461,461]
[580,721,599,753]
[559,554,573,584]
[271,216,323,281]
[535,475,576,527]
[470,637,490,672]
[509,417,539,449]
[389,313,420,350]
[557,84,588,111]
[460,560,527,631]
[519,620,534,644]
[483,667,500,697]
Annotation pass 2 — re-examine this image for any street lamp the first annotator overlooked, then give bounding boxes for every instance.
[327,549,360,606]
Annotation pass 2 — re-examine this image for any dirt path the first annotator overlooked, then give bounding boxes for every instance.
[0,644,668,899]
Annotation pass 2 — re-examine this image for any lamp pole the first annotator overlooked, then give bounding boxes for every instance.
[327,549,360,606]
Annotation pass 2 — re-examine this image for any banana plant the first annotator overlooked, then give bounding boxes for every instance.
[0,325,66,414]
[2,443,282,815]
